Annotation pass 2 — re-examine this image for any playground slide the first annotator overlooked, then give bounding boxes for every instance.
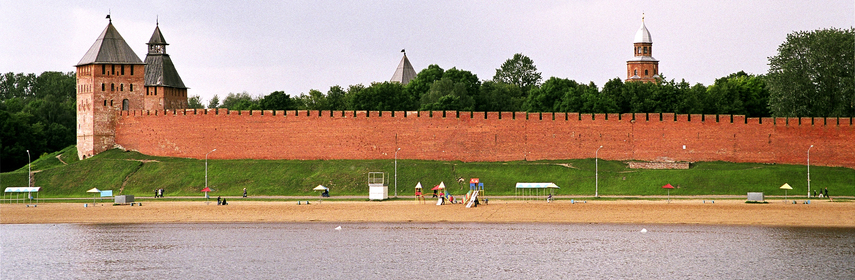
[466,190,479,208]
[436,197,442,205]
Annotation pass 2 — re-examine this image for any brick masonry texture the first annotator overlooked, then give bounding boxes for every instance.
[113,110,855,168]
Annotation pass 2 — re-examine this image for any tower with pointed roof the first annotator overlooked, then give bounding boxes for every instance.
[144,22,189,110]
[626,16,660,83]
[390,50,416,85]
[75,18,146,159]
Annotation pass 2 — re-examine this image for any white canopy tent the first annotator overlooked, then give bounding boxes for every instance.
[4,187,41,205]
[515,183,560,201]
[314,185,329,203]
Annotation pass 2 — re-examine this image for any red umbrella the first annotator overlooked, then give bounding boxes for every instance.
[201,187,211,200]
[662,184,674,202]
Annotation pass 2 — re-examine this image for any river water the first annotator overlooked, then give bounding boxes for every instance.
[2,223,853,279]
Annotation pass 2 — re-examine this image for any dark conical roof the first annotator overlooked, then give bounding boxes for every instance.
[144,25,187,89]
[148,25,168,46]
[76,23,144,66]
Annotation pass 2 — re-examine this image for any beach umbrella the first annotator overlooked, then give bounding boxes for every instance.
[87,188,100,205]
[313,185,328,203]
[780,183,793,202]
[201,187,211,200]
[662,184,675,202]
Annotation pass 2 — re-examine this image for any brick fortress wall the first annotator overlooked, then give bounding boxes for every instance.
[114,110,855,168]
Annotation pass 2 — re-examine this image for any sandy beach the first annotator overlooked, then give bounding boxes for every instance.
[3,199,854,227]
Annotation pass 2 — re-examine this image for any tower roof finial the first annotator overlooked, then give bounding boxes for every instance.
[156,15,159,26]
[106,10,111,23]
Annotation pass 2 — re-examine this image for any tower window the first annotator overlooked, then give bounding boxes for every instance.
[111,65,115,75]
[130,84,133,91]
[637,47,642,54]
[122,99,129,110]
[102,65,105,75]
[644,47,648,54]
[634,69,638,76]
[101,83,105,91]
[645,70,648,76]
[130,65,134,75]
[120,84,124,91]
[110,100,114,106]
[111,83,115,91]
[104,100,107,106]
[121,65,125,75]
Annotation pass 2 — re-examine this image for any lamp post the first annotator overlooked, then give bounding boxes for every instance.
[595,145,603,198]
[206,149,216,192]
[807,145,813,198]
[26,150,31,188]
[395,148,401,198]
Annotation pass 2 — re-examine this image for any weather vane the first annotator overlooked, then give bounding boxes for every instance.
[106,10,111,23]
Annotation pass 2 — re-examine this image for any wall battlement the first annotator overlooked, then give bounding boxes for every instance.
[119,109,854,127]
[114,110,854,168]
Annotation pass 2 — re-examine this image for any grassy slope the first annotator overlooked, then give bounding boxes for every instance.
[2,146,853,198]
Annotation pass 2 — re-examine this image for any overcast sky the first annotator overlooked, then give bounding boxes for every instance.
[2,1,852,103]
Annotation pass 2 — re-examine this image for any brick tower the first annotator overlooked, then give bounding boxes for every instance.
[626,15,660,83]
[144,22,188,110]
[75,18,146,159]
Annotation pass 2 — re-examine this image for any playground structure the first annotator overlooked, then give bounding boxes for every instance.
[3,187,40,206]
[368,172,388,200]
[463,178,485,208]
[515,183,560,202]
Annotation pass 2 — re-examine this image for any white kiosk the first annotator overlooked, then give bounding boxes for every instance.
[368,172,388,200]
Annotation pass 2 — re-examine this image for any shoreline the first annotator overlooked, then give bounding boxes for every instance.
[2,200,853,228]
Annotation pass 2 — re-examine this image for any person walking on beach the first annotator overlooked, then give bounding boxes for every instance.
[243,188,247,198]
[217,196,222,205]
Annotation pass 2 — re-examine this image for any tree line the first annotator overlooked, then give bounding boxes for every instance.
[2,28,851,172]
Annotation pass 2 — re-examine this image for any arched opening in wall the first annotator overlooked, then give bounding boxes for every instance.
[110,100,114,106]
[103,100,107,106]
[101,65,105,75]
[111,65,115,75]
[120,84,124,91]
[122,99,129,110]
[634,69,638,76]
[111,83,115,91]
[130,84,133,91]
[644,46,648,54]
[121,65,125,75]
[130,65,134,75]
[101,83,105,91]
[645,69,648,76]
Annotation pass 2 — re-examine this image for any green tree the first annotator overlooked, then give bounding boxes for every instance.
[767,27,855,117]
[475,81,524,112]
[493,53,542,94]
[349,81,411,111]
[207,95,220,109]
[259,91,296,110]
[704,71,769,117]
[187,95,204,109]
[221,92,257,110]
[405,64,445,104]
[326,85,347,110]
[523,77,577,112]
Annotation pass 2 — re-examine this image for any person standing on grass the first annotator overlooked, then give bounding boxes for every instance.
[824,187,829,199]
[243,188,247,198]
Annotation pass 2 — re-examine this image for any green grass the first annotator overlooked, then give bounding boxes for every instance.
[2,146,853,198]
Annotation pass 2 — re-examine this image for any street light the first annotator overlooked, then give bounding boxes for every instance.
[395,148,401,198]
[595,145,603,198]
[206,149,216,192]
[807,145,813,198]
[26,150,31,188]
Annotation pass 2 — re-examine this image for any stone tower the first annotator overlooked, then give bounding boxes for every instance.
[144,22,189,110]
[75,19,145,159]
[390,50,417,85]
[626,16,660,83]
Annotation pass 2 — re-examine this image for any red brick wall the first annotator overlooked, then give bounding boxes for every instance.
[114,110,855,168]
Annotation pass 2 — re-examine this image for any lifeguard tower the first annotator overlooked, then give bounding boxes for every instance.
[368,172,388,200]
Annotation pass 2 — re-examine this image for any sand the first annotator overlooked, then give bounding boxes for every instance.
[2,199,853,227]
